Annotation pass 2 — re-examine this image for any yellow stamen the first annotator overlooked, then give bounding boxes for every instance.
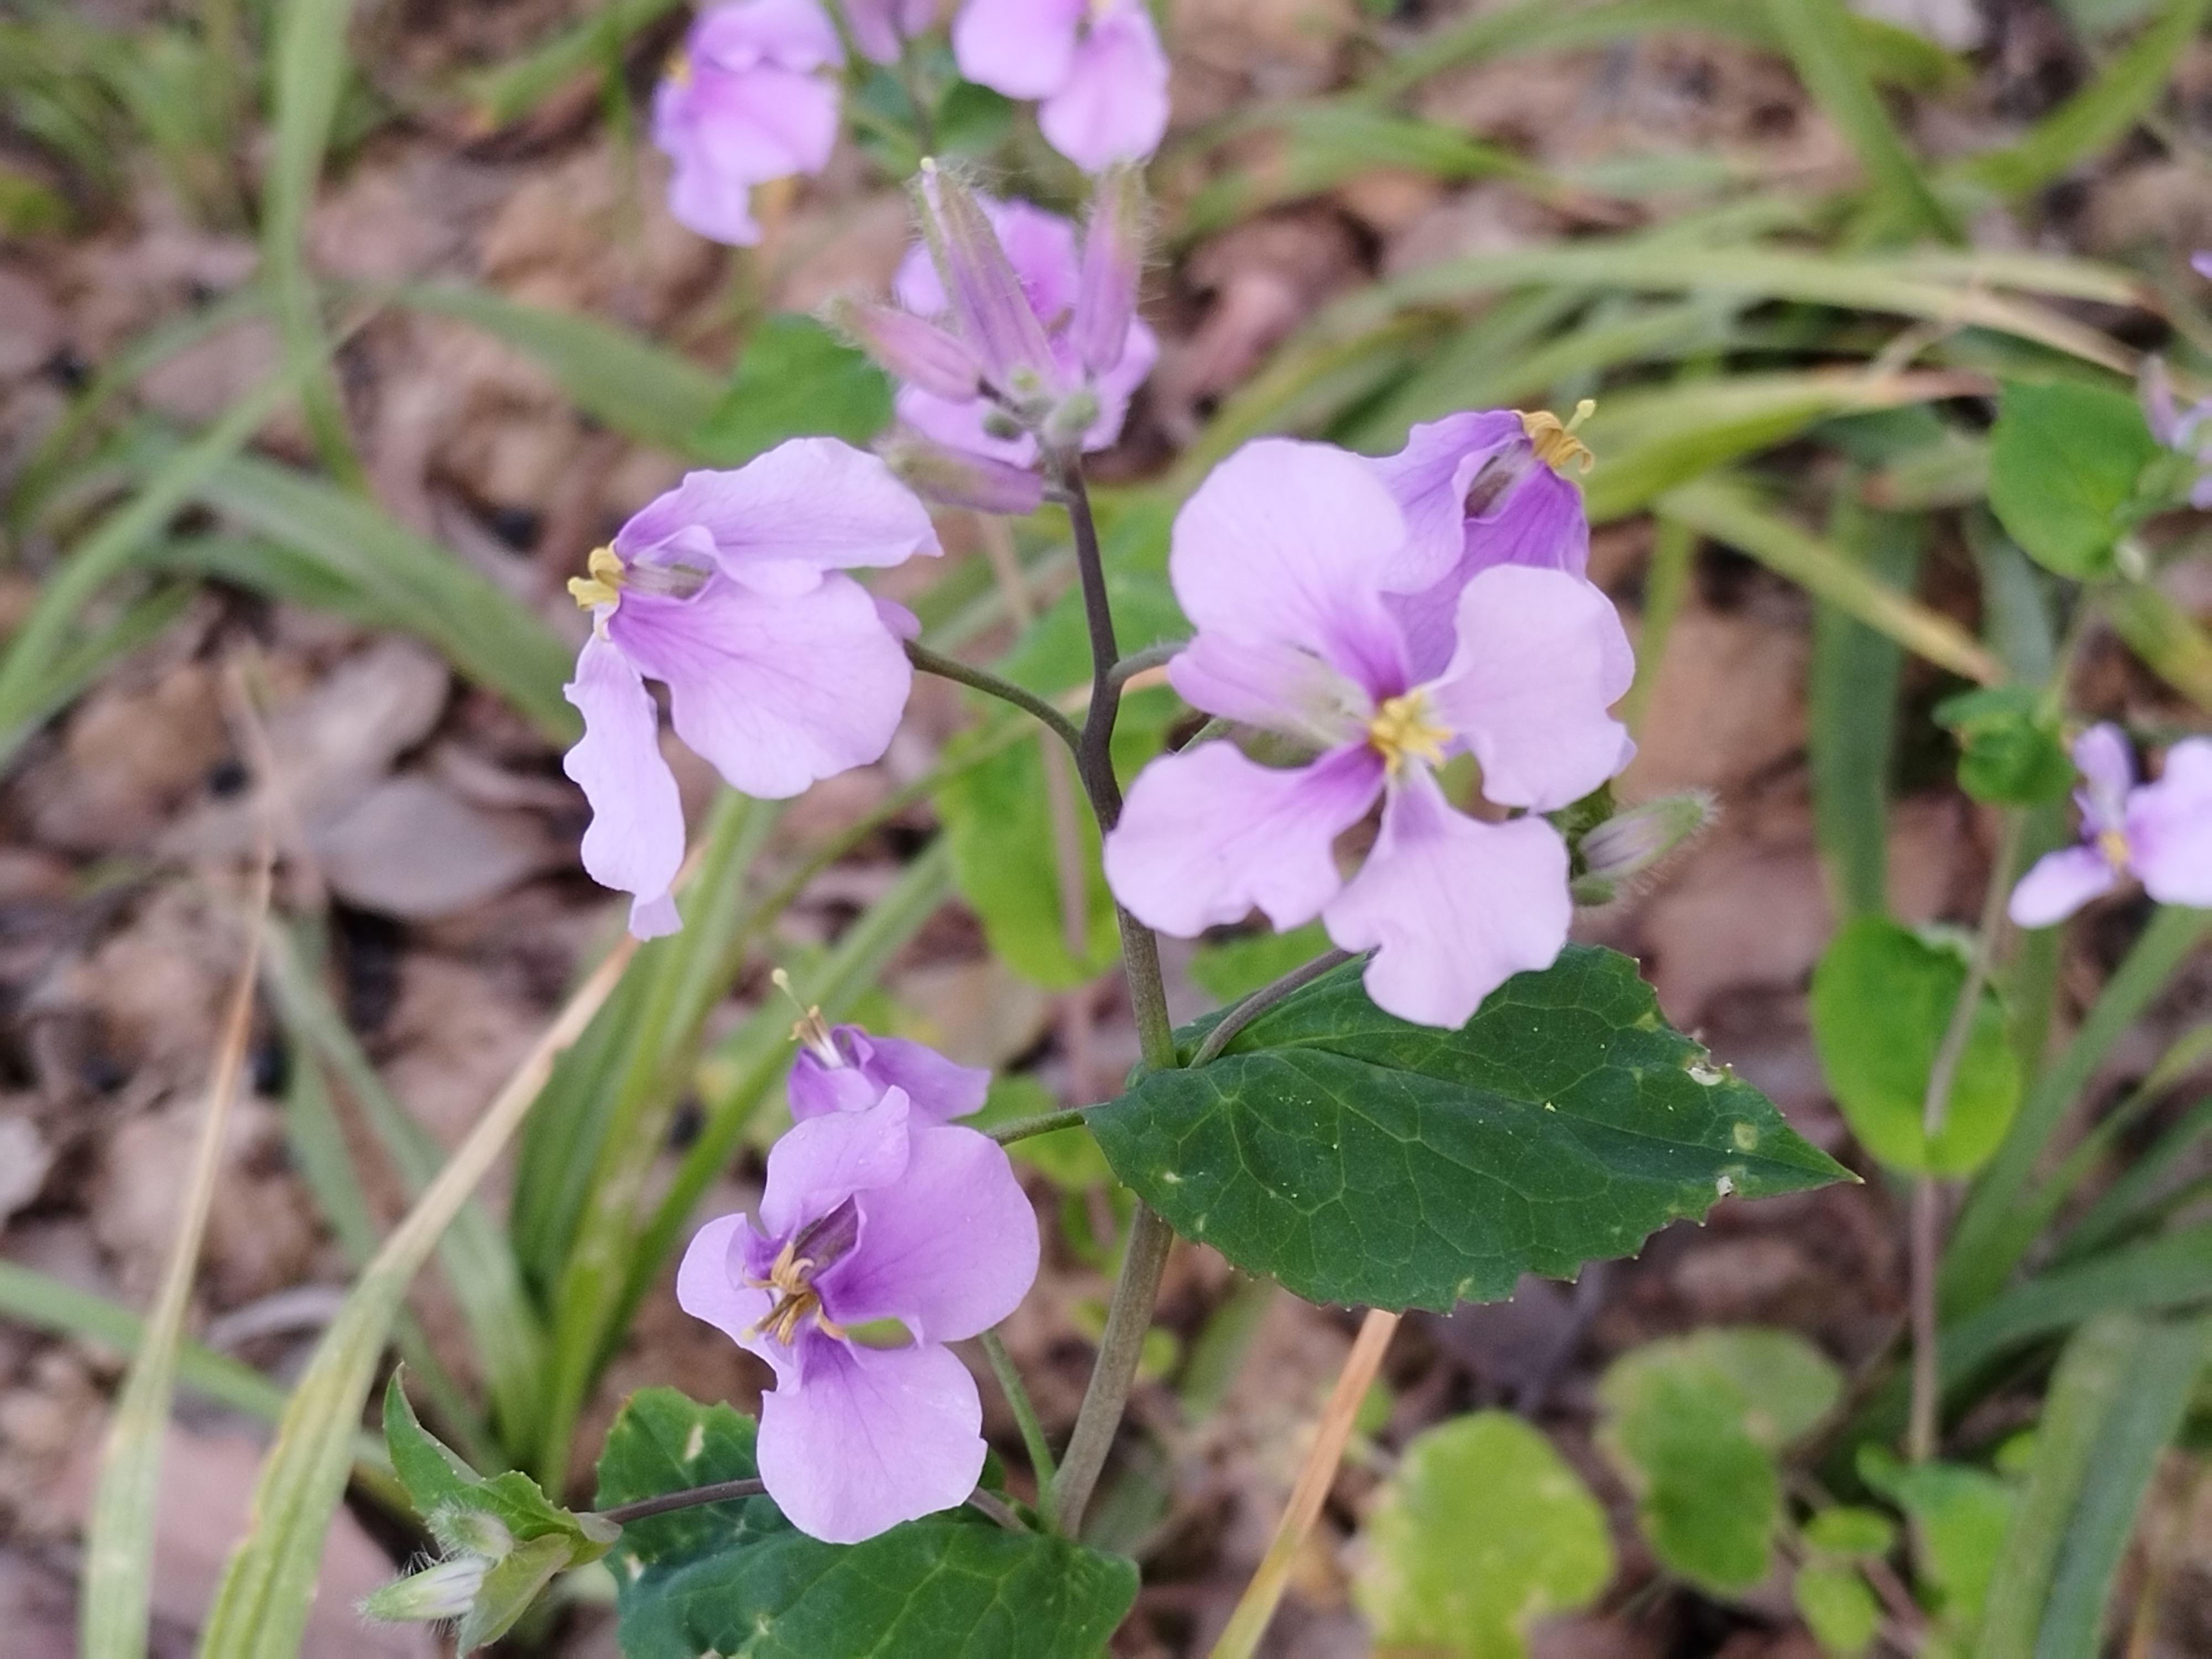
[2096,827,2131,869]
[771,968,840,1065]
[752,1239,848,1346]
[665,48,692,88]
[567,545,624,611]
[1517,398,1597,475]
[1369,690,1451,776]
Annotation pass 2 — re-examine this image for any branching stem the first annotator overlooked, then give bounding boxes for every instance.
[905,639,1085,757]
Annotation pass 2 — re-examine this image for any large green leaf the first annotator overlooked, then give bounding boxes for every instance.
[1987,380,2161,579]
[1353,1411,1613,1658]
[1090,949,1849,1310]
[1809,917,2022,1177]
[1597,1330,1840,1595]
[595,1389,1138,1658]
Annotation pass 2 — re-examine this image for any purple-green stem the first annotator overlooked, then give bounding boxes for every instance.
[1907,810,2022,1463]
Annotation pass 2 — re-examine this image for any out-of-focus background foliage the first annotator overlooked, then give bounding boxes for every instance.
[1,0,2209,1653]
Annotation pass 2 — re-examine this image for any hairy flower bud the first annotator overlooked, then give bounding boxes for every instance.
[911,161,1061,397]
[1571,791,1714,904]
[825,296,980,401]
[1074,164,1145,378]
[879,429,1047,515]
[361,1511,511,1626]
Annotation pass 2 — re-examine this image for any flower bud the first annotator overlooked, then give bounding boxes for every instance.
[880,429,1046,515]
[1074,164,1145,379]
[1572,791,1713,904]
[911,160,1061,398]
[825,296,980,402]
[361,1556,492,1626]
[1041,387,1102,448]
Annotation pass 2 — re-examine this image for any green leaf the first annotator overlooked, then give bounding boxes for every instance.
[1353,1412,1613,1658]
[1794,1563,1882,1656]
[1598,1331,1840,1595]
[1987,380,2160,579]
[1859,1449,2017,1632]
[1933,688,2077,806]
[1091,949,1849,1311]
[595,1389,1139,1658]
[1809,917,2022,1177]
[697,314,894,466]
[1803,1506,1897,1559]
[382,1374,618,1552]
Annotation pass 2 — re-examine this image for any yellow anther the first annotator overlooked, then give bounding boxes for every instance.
[1369,690,1451,776]
[752,1239,848,1346]
[1518,398,1597,475]
[2096,827,2131,869]
[567,545,624,611]
[665,48,692,88]
[771,968,840,1065]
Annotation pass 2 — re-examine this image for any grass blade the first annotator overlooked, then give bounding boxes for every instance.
[1974,1313,2151,1657]
[2032,1314,2210,1657]
[263,922,541,1458]
[2105,582,2212,712]
[1762,0,1957,243]
[1656,474,1999,683]
[262,0,363,484]
[1945,905,2212,1313]
[80,853,271,1659]
[1953,0,2212,200]
[390,281,724,460]
[196,930,638,1659]
[189,455,579,740]
[1809,491,1922,917]
[0,372,297,770]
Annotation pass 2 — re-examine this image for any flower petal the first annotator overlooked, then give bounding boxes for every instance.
[1323,768,1572,1029]
[825,1124,1038,1341]
[688,66,841,181]
[756,1338,985,1543]
[842,1029,991,1121]
[692,0,843,72]
[786,1057,883,1121]
[1039,3,1170,170]
[562,634,687,938]
[1425,565,1635,811]
[1171,439,1412,697]
[952,0,1084,98]
[2072,723,2135,833]
[609,572,912,799]
[2128,738,2212,908]
[1168,633,1371,748]
[1368,411,1527,593]
[1104,742,1383,937]
[2008,844,2119,928]
[758,1086,913,1237]
[615,439,941,589]
[675,1213,782,1374]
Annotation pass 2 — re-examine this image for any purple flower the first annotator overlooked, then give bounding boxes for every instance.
[2008,725,2212,926]
[653,0,844,246]
[1102,438,1635,1029]
[952,0,1169,173]
[2140,357,2212,512]
[839,0,933,63]
[676,1081,1039,1543]
[563,439,940,937]
[782,995,992,1123]
[890,185,1156,468]
[1368,406,1595,680]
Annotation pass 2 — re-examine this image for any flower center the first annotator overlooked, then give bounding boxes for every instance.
[2096,827,2131,869]
[665,48,692,89]
[773,968,843,1066]
[1368,690,1450,776]
[567,545,624,611]
[1517,399,1597,475]
[750,1202,860,1347]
